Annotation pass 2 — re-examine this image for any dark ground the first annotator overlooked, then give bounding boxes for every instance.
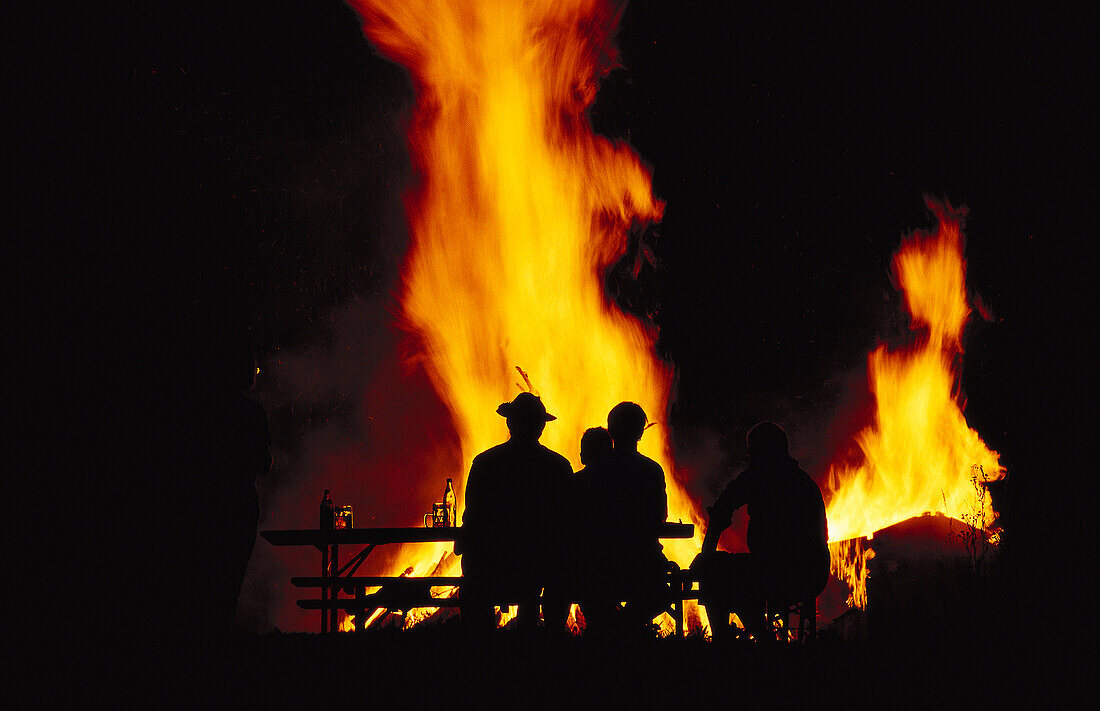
[73,609,1068,708]
[13,0,1090,701]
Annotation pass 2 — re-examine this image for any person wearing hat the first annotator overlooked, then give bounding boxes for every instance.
[458,392,573,632]
[690,422,830,642]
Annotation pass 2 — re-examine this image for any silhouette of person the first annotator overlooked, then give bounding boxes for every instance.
[219,348,272,625]
[579,402,669,635]
[691,422,829,642]
[560,427,613,625]
[458,393,572,632]
[578,427,613,472]
[177,342,272,634]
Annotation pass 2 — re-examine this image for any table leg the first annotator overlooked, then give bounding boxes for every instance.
[670,570,684,638]
[320,544,330,634]
[354,587,366,633]
[330,544,340,633]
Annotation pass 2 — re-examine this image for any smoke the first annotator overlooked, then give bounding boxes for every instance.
[240,296,463,631]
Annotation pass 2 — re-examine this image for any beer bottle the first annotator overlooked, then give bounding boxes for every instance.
[444,478,456,527]
[320,489,335,530]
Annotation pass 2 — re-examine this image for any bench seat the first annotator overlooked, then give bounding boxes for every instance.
[293,569,703,631]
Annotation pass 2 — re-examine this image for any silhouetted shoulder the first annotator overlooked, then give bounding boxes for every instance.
[538,444,572,470]
[792,464,827,511]
[471,442,511,465]
[467,444,510,492]
[711,462,764,519]
[636,452,664,476]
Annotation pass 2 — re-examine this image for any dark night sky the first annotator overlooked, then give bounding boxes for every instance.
[23,1,1088,643]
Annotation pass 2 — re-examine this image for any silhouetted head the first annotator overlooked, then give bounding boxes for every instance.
[607,402,647,448]
[746,421,789,459]
[497,392,556,441]
[580,427,613,466]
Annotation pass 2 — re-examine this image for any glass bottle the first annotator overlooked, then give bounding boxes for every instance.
[444,478,456,527]
[320,489,335,530]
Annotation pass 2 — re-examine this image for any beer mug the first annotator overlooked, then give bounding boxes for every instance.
[336,505,354,529]
[424,503,447,528]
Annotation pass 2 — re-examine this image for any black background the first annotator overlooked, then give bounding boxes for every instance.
[20,0,1088,664]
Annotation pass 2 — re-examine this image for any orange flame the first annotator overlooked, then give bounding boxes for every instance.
[338,1,1003,633]
[824,198,1006,607]
[347,0,705,632]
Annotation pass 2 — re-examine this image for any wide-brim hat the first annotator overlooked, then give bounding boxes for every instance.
[496,392,556,422]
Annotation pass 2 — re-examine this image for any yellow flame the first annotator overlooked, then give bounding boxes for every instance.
[824,199,1006,606]
[348,0,704,630]
[343,0,1005,632]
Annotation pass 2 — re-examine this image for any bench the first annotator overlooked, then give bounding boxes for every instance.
[292,567,705,635]
[263,523,697,634]
[288,560,811,641]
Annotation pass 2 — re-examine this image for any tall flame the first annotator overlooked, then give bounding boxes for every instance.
[824,198,1006,606]
[346,0,704,629]
[333,0,1005,632]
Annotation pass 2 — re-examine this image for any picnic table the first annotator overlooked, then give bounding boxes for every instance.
[262,522,696,633]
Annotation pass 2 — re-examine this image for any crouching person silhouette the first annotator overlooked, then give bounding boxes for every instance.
[691,422,829,642]
[458,393,572,632]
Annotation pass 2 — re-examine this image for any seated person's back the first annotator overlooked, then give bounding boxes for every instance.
[585,447,667,575]
[717,450,829,600]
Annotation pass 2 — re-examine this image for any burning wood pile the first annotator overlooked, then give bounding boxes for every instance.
[264,0,1008,637]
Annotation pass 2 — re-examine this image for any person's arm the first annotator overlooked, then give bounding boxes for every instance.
[455,457,483,556]
[653,461,668,526]
[700,510,727,556]
[700,472,748,554]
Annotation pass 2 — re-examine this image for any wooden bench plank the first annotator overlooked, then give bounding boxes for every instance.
[291,568,703,633]
[297,598,462,610]
[291,576,462,588]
